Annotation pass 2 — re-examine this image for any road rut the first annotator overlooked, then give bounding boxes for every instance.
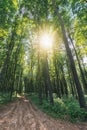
[0,97,87,130]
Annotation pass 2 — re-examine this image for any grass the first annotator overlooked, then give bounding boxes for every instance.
[27,93,87,123]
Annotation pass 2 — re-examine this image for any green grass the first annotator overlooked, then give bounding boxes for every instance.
[27,93,87,123]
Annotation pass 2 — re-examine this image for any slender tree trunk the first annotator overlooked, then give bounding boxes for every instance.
[37,45,43,104]
[68,34,87,92]
[61,65,68,96]
[0,16,18,92]
[60,80,64,96]
[45,83,48,100]
[43,52,54,105]
[53,59,61,98]
[10,44,21,100]
[66,58,76,97]
[52,0,86,108]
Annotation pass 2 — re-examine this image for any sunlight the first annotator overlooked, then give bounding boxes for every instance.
[40,33,53,50]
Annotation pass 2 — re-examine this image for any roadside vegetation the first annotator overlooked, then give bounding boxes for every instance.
[28,93,87,123]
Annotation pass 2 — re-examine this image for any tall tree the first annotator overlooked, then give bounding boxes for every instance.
[52,0,86,108]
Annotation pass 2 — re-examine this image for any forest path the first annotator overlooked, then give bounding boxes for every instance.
[0,96,87,130]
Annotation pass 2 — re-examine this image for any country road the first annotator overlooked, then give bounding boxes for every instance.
[0,97,87,130]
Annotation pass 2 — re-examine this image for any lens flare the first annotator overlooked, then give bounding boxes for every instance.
[40,33,53,49]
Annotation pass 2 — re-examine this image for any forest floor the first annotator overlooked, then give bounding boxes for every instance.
[0,96,87,130]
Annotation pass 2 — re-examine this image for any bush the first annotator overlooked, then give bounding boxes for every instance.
[28,94,87,122]
[62,96,87,122]
[52,98,67,114]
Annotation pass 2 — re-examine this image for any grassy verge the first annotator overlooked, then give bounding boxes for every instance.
[27,93,87,123]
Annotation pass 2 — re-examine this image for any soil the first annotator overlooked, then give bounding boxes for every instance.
[0,96,87,130]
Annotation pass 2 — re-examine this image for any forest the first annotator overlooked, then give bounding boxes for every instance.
[0,0,87,129]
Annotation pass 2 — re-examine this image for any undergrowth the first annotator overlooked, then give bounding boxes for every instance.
[28,93,87,123]
[0,92,17,104]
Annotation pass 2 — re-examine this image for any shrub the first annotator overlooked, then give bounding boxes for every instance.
[29,94,87,122]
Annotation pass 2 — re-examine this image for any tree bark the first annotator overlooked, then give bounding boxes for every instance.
[68,34,87,92]
[52,0,86,108]
[43,52,54,105]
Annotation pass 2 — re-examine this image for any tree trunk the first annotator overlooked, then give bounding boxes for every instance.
[37,45,43,104]
[53,59,61,98]
[52,0,86,108]
[68,34,87,92]
[43,52,54,105]
[61,65,68,96]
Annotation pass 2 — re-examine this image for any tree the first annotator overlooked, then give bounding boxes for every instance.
[52,0,86,108]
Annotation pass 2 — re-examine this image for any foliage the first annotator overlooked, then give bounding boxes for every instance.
[28,94,87,122]
[0,92,17,104]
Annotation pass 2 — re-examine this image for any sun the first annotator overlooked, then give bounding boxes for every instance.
[40,33,53,50]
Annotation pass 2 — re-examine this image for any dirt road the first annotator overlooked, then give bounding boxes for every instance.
[0,97,87,130]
